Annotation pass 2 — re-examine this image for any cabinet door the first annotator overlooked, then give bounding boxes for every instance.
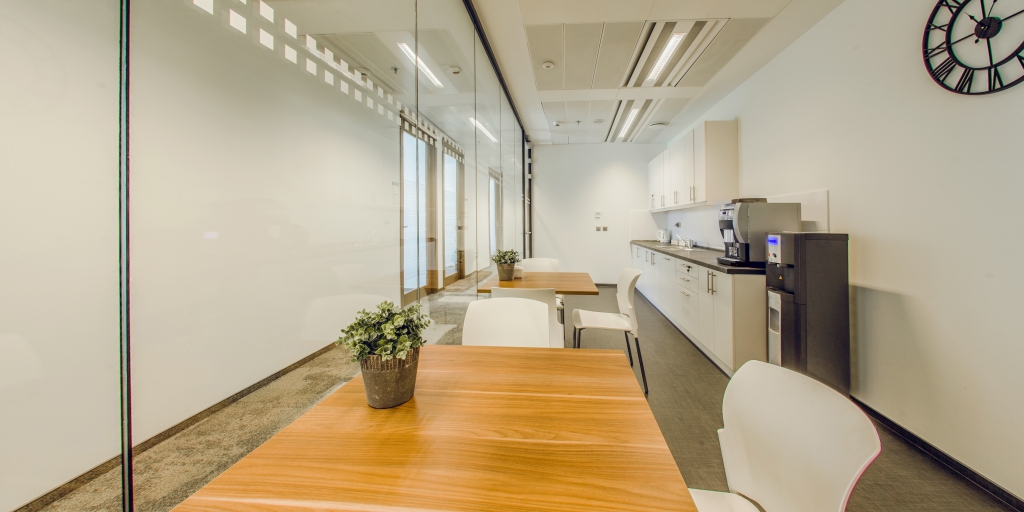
[667,136,688,206]
[712,271,734,369]
[648,154,665,210]
[698,268,715,347]
[693,122,707,203]
[678,284,698,335]
[659,254,676,317]
[681,130,695,205]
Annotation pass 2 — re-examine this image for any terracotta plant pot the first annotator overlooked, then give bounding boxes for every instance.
[360,347,419,409]
[497,263,516,281]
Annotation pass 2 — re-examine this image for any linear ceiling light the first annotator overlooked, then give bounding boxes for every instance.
[618,108,640,140]
[645,32,686,83]
[398,43,444,89]
[470,117,497,143]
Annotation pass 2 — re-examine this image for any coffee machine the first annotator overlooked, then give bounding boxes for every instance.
[766,232,850,394]
[717,199,801,267]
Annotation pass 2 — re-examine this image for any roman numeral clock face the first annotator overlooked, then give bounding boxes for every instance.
[924,0,1024,94]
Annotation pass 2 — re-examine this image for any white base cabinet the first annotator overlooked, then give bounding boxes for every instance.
[632,244,767,376]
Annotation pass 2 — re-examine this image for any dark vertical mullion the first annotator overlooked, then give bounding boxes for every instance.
[118,0,133,509]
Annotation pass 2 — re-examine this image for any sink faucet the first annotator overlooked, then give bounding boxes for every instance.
[672,234,695,249]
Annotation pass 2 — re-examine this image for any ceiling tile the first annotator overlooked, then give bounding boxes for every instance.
[592,22,644,89]
[565,101,590,123]
[677,18,768,87]
[541,101,567,126]
[525,24,564,91]
[563,24,604,90]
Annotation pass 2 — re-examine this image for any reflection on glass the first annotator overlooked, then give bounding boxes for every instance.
[489,176,501,256]
[444,153,459,278]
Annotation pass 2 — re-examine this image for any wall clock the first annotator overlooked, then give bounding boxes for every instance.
[924,0,1024,94]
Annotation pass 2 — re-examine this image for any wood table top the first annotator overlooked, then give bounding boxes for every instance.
[173,345,696,512]
[477,271,600,295]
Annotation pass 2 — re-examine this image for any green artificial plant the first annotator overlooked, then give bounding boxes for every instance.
[491,249,521,266]
[337,301,431,362]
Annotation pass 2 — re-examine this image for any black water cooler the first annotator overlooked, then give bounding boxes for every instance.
[765,232,851,394]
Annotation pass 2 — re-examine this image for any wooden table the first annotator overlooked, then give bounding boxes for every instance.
[477,271,600,295]
[174,346,696,512]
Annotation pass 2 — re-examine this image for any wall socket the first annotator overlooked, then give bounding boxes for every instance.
[595,226,608,231]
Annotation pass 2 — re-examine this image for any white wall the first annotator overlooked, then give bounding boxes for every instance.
[666,0,1024,496]
[532,144,663,283]
[0,2,122,509]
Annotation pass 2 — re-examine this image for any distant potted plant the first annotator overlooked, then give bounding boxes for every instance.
[337,301,431,409]
[492,249,521,281]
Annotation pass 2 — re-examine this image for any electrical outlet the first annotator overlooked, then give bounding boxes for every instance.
[602,227,608,231]
[595,226,601,231]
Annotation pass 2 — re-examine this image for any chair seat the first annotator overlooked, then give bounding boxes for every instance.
[688,489,760,512]
[572,309,631,332]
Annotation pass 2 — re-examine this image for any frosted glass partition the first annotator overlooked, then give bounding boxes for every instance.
[123,0,525,509]
[0,1,124,510]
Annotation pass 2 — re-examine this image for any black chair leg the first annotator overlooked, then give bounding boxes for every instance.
[624,332,634,367]
[572,328,578,349]
[634,336,648,395]
[576,329,584,349]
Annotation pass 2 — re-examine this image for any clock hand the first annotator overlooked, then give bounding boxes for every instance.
[981,0,988,19]
[1003,7,1024,22]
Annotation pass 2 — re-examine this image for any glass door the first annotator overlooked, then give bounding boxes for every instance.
[489,172,501,257]
[402,130,430,305]
[443,150,462,286]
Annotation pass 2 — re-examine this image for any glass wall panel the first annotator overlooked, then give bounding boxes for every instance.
[120,0,524,508]
[0,1,124,510]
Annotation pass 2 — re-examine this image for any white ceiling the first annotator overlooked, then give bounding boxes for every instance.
[472,0,846,145]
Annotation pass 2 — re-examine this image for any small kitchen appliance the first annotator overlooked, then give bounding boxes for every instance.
[766,232,851,394]
[656,230,671,243]
[717,199,801,267]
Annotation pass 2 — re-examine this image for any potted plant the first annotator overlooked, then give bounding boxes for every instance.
[491,249,521,281]
[337,301,431,409]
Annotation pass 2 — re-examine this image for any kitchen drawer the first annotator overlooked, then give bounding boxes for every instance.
[676,273,698,293]
[675,259,698,278]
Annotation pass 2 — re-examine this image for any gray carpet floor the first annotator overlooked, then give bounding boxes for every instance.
[37,277,1017,511]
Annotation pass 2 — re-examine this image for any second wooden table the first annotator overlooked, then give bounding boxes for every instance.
[477,271,599,295]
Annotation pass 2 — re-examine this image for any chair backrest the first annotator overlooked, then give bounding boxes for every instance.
[462,297,549,348]
[615,269,643,336]
[491,288,561,348]
[718,361,881,512]
[519,258,559,272]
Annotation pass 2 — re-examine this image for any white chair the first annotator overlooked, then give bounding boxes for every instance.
[519,258,564,323]
[571,269,646,394]
[689,361,881,512]
[491,287,563,348]
[462,297,548,348]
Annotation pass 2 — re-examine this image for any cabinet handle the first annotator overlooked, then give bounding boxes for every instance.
[661,195,665,207]
[707,271,711,293]
[690,186,695,202]
[680,290,690,297]
[673,191,678,204]
[711,272,717,294]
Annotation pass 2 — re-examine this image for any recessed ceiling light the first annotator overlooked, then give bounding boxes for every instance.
[398,43,444,89]
[649,122,668,129]
[618,108,639,140]
[593,119,605,124]
[646,32,686,83]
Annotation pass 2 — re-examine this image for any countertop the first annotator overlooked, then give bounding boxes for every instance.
[630,240,766,275]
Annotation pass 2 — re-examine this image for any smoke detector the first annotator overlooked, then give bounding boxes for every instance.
[541,61,555,69]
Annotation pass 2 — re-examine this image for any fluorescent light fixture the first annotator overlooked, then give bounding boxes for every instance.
[645,32,686,83]
[470,117,497,143]
[618,108,639,139]
[397,43,444,88]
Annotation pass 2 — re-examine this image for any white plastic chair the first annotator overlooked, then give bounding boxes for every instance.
[519,258,564,323]
[491,287,563,348]
[571,268,645,394]
[462,297,548,348]
[689,361,881,512]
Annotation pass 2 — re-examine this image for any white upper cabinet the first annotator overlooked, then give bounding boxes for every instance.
[648,153,665,210]
[648,120,738,211]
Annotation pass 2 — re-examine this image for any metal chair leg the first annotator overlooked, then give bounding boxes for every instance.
[624,332,634,367]
[634,336,648,395]
[576,329,584,349]
[572,328,578,349]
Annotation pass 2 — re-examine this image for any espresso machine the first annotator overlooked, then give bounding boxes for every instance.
[717,199,801,267]
[766,232,851,394]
